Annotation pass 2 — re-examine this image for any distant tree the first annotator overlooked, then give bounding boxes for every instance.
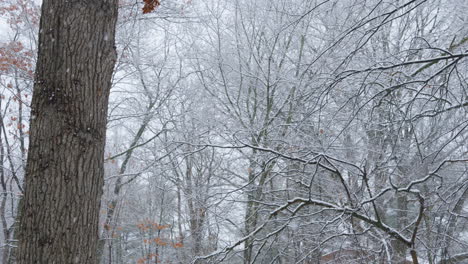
[16,0,119,263]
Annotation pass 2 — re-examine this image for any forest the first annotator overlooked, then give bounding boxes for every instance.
[0,0,467,263]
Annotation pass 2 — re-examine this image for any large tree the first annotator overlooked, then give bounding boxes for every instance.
[16,0,118,263]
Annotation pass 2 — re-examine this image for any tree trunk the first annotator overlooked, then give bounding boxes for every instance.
[17,0,118,263]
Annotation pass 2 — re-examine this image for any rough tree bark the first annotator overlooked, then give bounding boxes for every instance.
[17,0,118,263]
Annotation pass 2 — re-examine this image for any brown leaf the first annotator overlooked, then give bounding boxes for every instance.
[142,0,160,14]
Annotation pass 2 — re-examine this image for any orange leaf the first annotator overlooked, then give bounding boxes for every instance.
[154,237,167,246]
[172,242,183,248]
